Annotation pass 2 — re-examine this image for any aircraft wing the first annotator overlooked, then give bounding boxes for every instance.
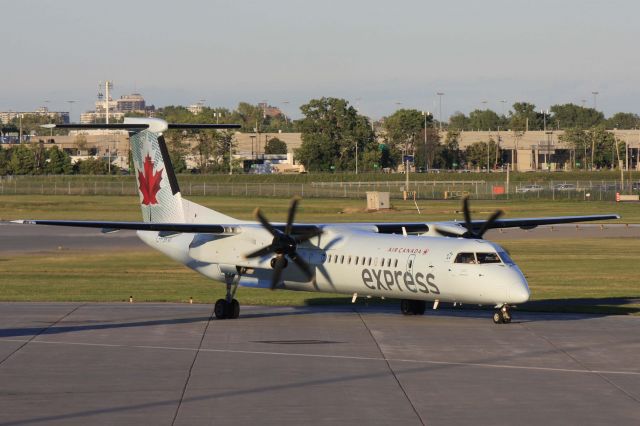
[11,213,619,237]
[10,219,320,236]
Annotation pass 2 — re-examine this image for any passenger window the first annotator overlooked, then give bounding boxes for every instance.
[454,252,476,264]
[340,255,344,264]
[394,259,398,268]
[348,256,352,265]
[355,256,359,265]
[367,257,372,266]
[327,254,332,263]
[381,258,385,267]
[374,258,378,266]
[477,252,501,264]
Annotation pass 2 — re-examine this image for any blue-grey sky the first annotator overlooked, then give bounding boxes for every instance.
[2,0,639,120]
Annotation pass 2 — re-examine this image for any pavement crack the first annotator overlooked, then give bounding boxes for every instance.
[0,303,85,368]
[355,308,425,426]
[170,304,215,426]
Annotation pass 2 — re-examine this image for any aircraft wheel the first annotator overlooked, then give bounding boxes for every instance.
[413,301,426,315]
[400,299,414,315]
[493,310,503,324]
[214,299,228,319]
[230,299,240,319]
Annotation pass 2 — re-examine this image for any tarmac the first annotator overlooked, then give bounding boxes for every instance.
[0,303,638,426]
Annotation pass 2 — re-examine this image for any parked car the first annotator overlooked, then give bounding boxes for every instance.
[516,184,544,193]
[554,183,577,191]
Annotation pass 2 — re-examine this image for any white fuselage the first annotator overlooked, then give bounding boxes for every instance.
[138,225,530,307]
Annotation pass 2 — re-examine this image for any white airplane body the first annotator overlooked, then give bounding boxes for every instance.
[16,118,619,323]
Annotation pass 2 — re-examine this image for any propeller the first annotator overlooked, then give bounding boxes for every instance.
[245,198,322,290]
[434,196,503,239]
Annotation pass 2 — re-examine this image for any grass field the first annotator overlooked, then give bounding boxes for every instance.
[0,195,637,222]
[0,195,638,315]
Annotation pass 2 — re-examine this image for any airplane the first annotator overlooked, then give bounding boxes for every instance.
[12,118,619,324]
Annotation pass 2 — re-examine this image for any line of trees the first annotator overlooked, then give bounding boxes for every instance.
[0,143,117,175]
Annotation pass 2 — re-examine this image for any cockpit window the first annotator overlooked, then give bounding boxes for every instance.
[497,251,515,265]
[454,252,476,264]
[476,252,501,264]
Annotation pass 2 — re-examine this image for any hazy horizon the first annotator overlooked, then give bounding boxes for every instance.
[2,0,639,121]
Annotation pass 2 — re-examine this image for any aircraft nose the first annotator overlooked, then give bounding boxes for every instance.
[510,282,530,304]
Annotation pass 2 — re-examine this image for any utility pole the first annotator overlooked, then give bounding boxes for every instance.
[422,111,430,172]
[355,140,358,175]
[592,91,599,110]
[437,92,444,131]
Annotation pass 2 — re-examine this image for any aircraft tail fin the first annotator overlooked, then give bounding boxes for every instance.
[129,123,185,223]
[44,118,242,225]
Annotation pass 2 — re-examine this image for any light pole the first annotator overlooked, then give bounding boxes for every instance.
[437,92,444,131]
[66,100,77,124]
[422,111,430,172]
[592,91,599,110]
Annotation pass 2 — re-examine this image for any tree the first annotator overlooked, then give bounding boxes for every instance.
[0,147,13,175]
[606,112,640,129]
[440,130,462,169]
[448,112,470,131]
[464,140,499,169]
[468,109,505,131]
[509,102,544,131]
[74,157,112,174]
[550,103,604,129]
[383,109,425,165]
[164,131,189,173]
[296,98,375,172]
[560,128,589,169]
[10,144,35,174]
[264,137,288,154]
[45,145,72,174]
[191,131,216,173]
[75,134,88,154]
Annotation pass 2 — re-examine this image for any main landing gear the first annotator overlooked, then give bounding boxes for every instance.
[400,299,426,316]
[493,305,512,324]
[215,270,242,320]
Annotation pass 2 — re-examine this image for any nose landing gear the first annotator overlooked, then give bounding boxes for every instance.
[493,305,512,324]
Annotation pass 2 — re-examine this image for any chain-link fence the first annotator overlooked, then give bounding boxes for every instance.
[0,176,634,201]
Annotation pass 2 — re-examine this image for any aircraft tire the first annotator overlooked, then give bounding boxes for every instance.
[230,299,240,319]
[214,299,228,319]
[413,301,426,315]
[493,310,503,324]
[400,299,414,315]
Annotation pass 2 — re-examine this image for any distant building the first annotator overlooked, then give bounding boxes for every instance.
[0,107,69,125]
[80,92,153,123]
[258,102,282,118]
[187,102,204,115]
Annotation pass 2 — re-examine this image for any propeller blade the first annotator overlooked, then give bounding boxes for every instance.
[476,209,504,238]
[285,197,299,235]
[462,196,472,232]
[254,208,279,237]
[271,255,287,290]
[433,226,464,238]
[294,228,323,244]
[290,254,314,280]
[245,245,275,259]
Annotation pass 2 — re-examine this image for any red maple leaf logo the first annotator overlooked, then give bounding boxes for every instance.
[137,155,163,205]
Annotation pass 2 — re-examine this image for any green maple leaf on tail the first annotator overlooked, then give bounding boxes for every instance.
[138,155,163,205]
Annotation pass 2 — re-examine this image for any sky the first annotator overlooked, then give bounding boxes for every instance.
[1,0,639,121]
